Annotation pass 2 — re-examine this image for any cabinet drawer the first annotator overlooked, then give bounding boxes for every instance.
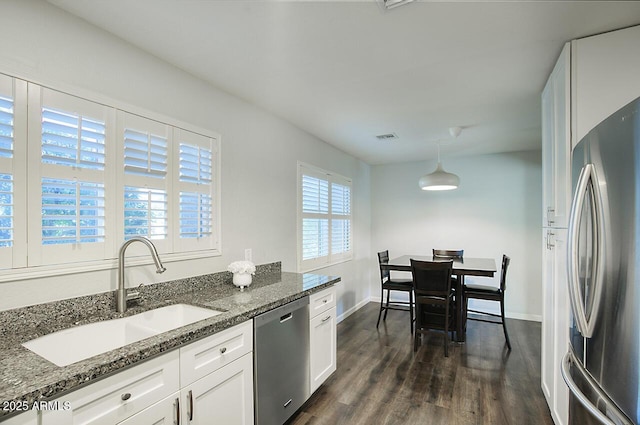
[180,320,253,387]
[309,286,336,318]
[42,350,180,425]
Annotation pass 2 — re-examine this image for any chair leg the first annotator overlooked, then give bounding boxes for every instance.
[409,290,414,334]
[376,288,385,328]
[383,290,390,321]
[500,297,512,350]
[444,308,449,357]
[414,330,420,352]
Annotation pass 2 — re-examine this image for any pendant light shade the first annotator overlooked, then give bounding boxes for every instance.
[418,128,461,191]
[419,161,460,191]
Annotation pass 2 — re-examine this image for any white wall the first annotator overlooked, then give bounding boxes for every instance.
[371,150,543,321]
[0,0,372,316]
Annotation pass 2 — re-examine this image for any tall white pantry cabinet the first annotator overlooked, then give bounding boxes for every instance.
[541,24,640,425]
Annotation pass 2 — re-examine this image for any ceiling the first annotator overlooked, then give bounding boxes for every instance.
[47,0,640,165]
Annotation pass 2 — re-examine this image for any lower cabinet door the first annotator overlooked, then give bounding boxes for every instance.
[117,393,179,425]
[181,352,253,425]
[310,306,337,394]
[1,411,38,425]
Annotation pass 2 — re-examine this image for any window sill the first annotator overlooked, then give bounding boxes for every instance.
[0,249,221,284]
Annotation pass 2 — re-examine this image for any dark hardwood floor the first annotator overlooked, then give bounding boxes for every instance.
[288,302,554,425]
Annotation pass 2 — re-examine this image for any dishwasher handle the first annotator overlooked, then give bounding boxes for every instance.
[254,296,309,329]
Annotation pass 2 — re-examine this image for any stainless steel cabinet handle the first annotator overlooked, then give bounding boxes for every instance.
[220,347,227,354]
[321,315,331,323]
[174,397,180,425]
[187,390,193,420]
[284,398,293,408]
[121,393,131,401]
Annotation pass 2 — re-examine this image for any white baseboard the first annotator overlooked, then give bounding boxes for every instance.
[337,296,371,324]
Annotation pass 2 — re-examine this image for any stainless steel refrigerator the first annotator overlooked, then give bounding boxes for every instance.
[562,96,639,425]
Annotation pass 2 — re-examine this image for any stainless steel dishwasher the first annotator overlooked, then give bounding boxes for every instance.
[254,296,310,425]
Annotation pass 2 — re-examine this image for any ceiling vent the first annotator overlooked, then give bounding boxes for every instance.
[376,133,399,141]
[378,0,417,11]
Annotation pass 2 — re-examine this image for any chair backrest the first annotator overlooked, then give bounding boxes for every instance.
[432,249,464,259]
[500,254,510,291]
[378,250,390,282]
[410,259,453,300]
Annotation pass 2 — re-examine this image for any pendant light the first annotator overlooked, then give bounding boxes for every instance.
[418,127,461,191]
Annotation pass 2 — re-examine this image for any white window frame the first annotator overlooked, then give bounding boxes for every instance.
[0,75,27,270]
[0,73,221,281]
[297,162,353,272]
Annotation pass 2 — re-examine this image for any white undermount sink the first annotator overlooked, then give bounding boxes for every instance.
[22,304,223,367]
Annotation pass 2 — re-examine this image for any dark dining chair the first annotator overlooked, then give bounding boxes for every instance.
[377,250,414,333]
[432,248,464,288]
[410,259,456,356]
[464,254,512,350]
[432,249,464,259]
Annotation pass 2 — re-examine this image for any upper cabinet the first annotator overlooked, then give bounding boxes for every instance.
[542,43,571,229]
[571,25,640,145]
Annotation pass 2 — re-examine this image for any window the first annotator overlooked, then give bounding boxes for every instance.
[0,74,220,276]
[174,128,216,252]
[119,112,171,253]
[298,163,352,271]
[27,86,113,265]
[0,75,26,270]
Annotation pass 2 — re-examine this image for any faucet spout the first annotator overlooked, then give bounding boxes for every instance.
[117,236,166,313]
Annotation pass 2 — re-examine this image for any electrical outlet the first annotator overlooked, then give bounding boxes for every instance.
[244,249,252,261]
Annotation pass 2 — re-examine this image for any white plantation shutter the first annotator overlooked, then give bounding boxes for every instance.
[119,112,171,254]
[0,76,26,270]
[41,179,105,244]
[0,75,222,277]
[0,76,20,270]
[301,173,329,263]
[41,107,106,169]
[0,95,14,251]
[174,128,217,252]
[124,129,168,177]
[298,164,352,271]
[331,180,352,258]
[27,86,113,266]
[124,186,167,239]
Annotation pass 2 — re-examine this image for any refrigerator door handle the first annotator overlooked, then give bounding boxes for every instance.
[561,351,632,425]
[567,164,606,338]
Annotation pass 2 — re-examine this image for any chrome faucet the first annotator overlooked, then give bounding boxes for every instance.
[117,236,166,313]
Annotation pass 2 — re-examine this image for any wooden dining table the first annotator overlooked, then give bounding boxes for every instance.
[382,255,497,342]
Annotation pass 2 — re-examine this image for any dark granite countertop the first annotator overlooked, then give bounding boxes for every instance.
[0,262,340,419]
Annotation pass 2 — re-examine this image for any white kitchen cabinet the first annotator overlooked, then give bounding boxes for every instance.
[542,42,571,229]
[541,229,569,425]
[178,320,254,425]
[571,24,640,145]
[309,286,337,394]
[180,352,253,425]
[42,350,180,425]
[1,411,38,425]
[42,319,254,425]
